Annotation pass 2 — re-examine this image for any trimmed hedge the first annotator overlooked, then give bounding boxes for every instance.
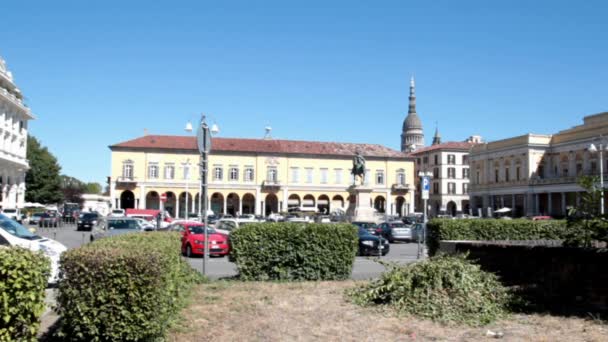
[230,222,358,280]
[55,232,204,341]
[0,247,50,341]
[426,219,569,256]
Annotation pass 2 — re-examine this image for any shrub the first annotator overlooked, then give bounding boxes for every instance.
[347,254,512,326]
[55,232,204,341]
[0,247,50,341]
[229,222,358,281]
[426,219,570,256]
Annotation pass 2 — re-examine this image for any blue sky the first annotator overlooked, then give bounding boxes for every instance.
[2,0,607,184]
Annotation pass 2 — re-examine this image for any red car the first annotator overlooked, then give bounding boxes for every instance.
[170,221,230,257]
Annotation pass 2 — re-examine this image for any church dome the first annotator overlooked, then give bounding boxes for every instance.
[403,112,422,131]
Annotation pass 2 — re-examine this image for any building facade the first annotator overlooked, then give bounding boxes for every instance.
[469,112,608,217]
[109,135,416,219]
[411,138,477,216]
[0,56,33,209]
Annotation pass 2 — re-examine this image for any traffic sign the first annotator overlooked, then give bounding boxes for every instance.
[160,193,167,202]
[421,176,430,200]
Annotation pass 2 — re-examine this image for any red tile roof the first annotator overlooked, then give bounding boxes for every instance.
[410,141,476,155]
[110,135,411,159]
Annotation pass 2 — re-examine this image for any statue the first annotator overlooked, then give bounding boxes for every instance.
[351,151,366,185]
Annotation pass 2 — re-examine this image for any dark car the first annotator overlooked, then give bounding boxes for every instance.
[357,226,389,256]
[77,212,99,231]
[377,221,414,243]
[352,221,379,235]
[39,212,60,228]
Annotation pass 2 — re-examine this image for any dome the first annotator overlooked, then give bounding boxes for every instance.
[403,113,422,131]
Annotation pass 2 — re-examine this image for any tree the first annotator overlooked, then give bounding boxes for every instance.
[25,136,63,204]
[83,182,102,194]
[60,175,85,205]
[565,176,608,247]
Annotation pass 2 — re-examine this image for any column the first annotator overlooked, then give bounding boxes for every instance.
[282,188,289,213]
[576,192,581,206]
[261,200,265,217]
[238,199,243,216]
[408,190,415,215]
[139,185,146,209]
[110,181,117,209]
[525,193,533,217]
[17,182,25,209]
[534,194,540,215]
[547,192,552,216]
[561,192,567,216]
[511,194,516,211]
[175,195,180,219]
[222,195,227,215]
[385,190,392,215]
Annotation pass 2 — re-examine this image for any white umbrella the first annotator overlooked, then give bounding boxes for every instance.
[24,202,45,208]
[494,207,512,214]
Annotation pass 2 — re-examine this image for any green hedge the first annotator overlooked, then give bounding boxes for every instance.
[426,219,569,256]
[230,222,358,281]
[0,247,50,341]
[55,232,204,341]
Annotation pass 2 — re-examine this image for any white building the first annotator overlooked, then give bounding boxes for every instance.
[0,56,34,209]
[411,138,479,216]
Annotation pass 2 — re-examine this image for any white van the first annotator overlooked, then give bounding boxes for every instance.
[0,213,67,284]
[3,208,22,223]
[109,209,126,217]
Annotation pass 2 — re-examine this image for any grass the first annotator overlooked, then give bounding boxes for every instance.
[168,281,607,342]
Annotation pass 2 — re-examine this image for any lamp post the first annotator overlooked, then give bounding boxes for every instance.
[588,139,606,215]
[417,171,433,259]
[187,114,219,275]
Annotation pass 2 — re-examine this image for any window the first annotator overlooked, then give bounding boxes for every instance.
[476,171,480,184]
[433,168,439,178]
[495,169,499,182]
[244,167,254,182]
[305,168,313,184]
[537,165,544,178]
[434,155,439,165]
[591,161,597,174]
[164,164,175,180]
[448,182,456,194]
[182,164,190,180]
[122,162,133,179]
[320,168,328,184]
[334,169,342,184]
[447,154,456,165]
[576,163,583,176]
[213,166,223,181]
[229,167,239,181]
[267,166,278,182]
[463,183,469,194]
[448,167,456,179]
[463,168,470,179]
[463,155,469,164]
[562,167,568,177]
[417,158,421,165]
[148,164,158,179]
[396,170,405,185]
[433,182,439,194]
[516,167,521,181]
[423,156,429,164]
[375,170,384,185]
[290,167,299,183]
[505,167,510,182]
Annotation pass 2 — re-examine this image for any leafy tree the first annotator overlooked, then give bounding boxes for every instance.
[566,175,608,247]
[60,175,85,205]
[83,182,102,194]
[25,136,63,204]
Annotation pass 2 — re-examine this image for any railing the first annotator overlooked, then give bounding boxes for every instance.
[391,183,413,191]
[116,176,137,184]
[262,180,281,188]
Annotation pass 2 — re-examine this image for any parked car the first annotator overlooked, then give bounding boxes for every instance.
[134,218,156,231]
[357,226,389,256]
[214,218,257,235]
[39,212,60,228]
[109,209,126,217]
[351,221,379,235]
[168,221,229,257]
[3,208,22,223]
[0,213,67,283]
[91,217,143,241]
[77,212,99,231]
[377,221,414,243]
[29,212,44,225]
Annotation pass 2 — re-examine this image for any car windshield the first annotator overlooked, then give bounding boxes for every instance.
[83,213,97,219]
[3,209,16,213]
[0,214,40,240]
[33,213,43,217]
[108,219,139,229]
[188,225,216,234]
[354,222,377,229]
[357,226,372,236]
[112,210,123,214]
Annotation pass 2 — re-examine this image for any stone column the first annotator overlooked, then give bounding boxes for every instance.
[110,181,117,209]
[222,196,227,215]
[139,185,146,209]
[511,194,516,210]
[175,195,180,219]
[547,193,552,216]
[255,187,261,216]
[385,190,392,215]
[561,192,567,216]
[534,194,540,216]
[261,200,265,217]
[408,190,415,215]
[282,188,288,213]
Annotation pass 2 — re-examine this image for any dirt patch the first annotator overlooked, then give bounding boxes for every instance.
[168,281,606,342]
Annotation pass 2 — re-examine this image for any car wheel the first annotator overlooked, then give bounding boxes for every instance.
[186,244,193,258]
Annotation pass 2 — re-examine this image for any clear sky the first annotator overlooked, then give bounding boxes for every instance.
[2,0,607,184]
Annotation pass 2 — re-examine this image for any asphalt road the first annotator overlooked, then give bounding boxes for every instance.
[36,223,422,280]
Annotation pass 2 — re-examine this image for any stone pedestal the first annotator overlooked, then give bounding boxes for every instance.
[346,186,376,222]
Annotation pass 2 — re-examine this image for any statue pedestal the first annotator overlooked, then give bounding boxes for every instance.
[346,185,376,222]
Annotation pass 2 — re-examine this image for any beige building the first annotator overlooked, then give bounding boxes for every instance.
[469,112,608,217]
[109,135,416,218]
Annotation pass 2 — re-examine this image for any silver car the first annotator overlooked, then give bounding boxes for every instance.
[90,217,143,242]
[379,221,414,243]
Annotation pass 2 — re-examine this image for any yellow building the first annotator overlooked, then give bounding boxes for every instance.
[109,135,416,218]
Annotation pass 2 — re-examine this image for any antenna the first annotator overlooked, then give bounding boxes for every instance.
[264,126,272,139]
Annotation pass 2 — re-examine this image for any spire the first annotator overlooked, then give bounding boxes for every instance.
[432,122,441,145]
[408,76,417,115]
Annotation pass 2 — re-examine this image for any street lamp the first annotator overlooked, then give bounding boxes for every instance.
[194,114,219,275]
[588,140,607,215]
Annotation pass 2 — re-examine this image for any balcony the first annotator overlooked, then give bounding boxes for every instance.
[392,183,413,192]
[262,179,281,190]
[116,176,137,186]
